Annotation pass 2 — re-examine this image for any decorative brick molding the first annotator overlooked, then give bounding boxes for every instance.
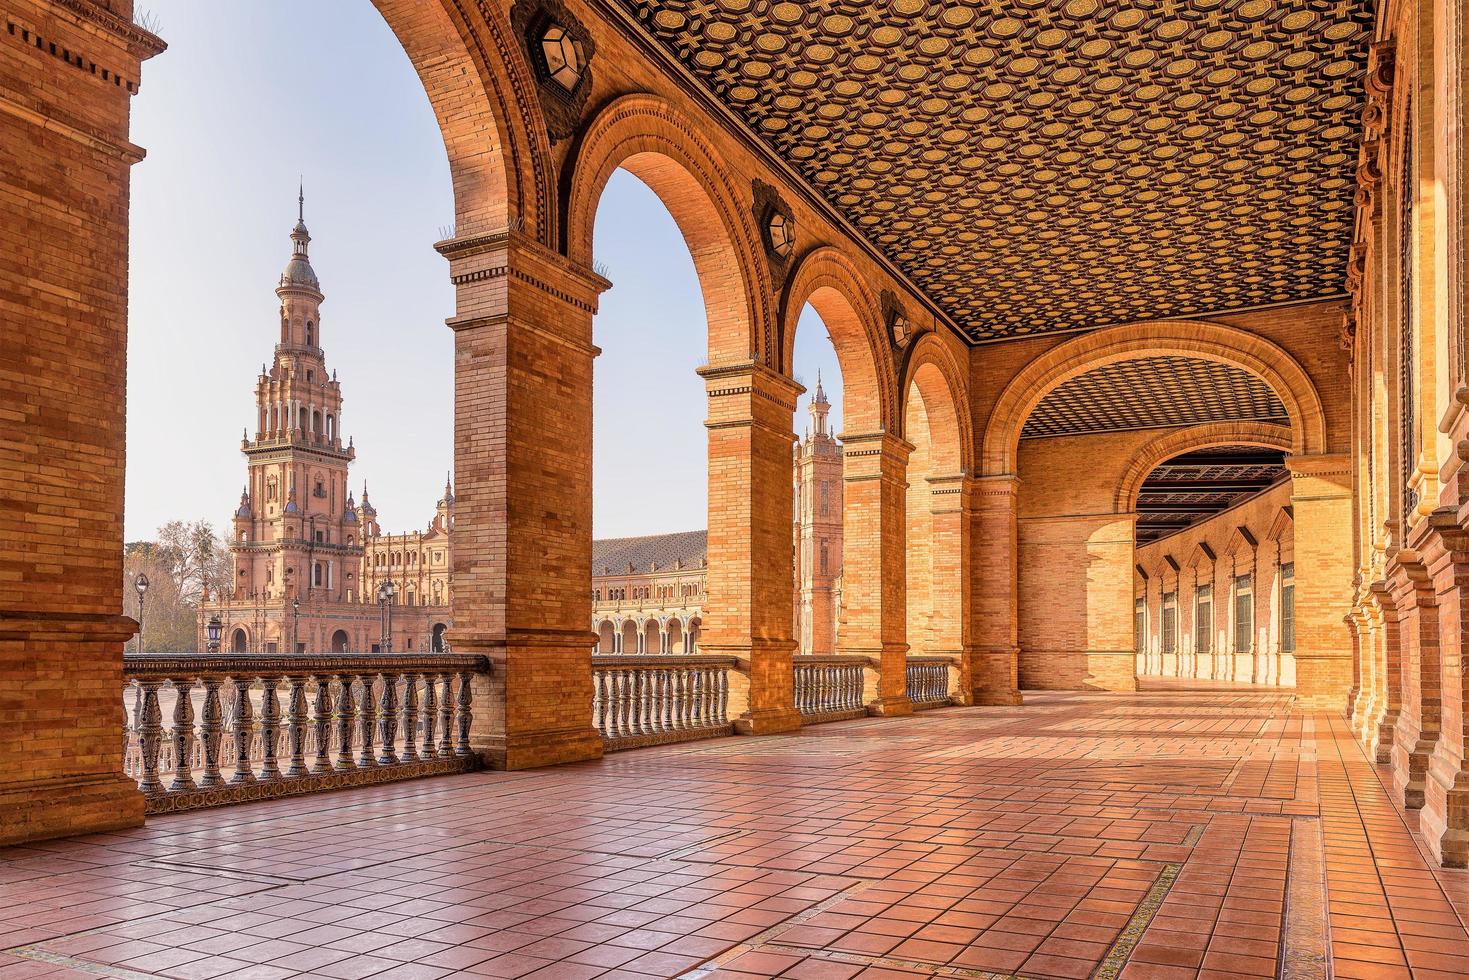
[981,319,1330,477]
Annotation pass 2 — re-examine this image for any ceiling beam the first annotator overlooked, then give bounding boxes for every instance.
[1139,479,1275,492]
[1159,453,1288,467]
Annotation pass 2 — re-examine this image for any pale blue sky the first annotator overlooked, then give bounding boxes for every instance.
[125,1,841,542]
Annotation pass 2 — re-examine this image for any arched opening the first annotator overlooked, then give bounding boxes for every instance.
[332,629,350,653]
[688,617,701,653]
[597,620,616,654]
[575,111,757,688]
[430,623,447,653]
[621,620,640,656]
[789,301,847,659]
[666,616,684,654]
[901,348,969,664]
[231,628,248,653]
[992,327,1334,695]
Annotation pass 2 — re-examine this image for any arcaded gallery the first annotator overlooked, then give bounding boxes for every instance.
[4,0,1469,976]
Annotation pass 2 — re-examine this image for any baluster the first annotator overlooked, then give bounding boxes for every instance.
[284,674,309,777]
[401,672,420,763]
[674,669,688,731]
[167,678,196,792]
[258,676,282,780]
[454,670,472,756]
[615,671,628,737]
[311,673,334,773]
[438,673,454,756]
[229,677,256,785]
[592,670,606,738]
[625,671,639,736]
[793,666,806,714]
[656,670,670,733]
[377,671,400,765]
[197,675,224,788]
[356,673,377,767]
[334,674,356,769]
[134,678,164,796]
[420,670,438,759]
[717,667,730,723]
[699,668,711,725]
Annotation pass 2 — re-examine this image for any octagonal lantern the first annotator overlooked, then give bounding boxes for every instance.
[541,24,586,92]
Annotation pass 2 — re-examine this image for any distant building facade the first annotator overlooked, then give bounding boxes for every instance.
[198,198,452,654]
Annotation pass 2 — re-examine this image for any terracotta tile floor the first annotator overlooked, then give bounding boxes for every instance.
[3,691,1469,979]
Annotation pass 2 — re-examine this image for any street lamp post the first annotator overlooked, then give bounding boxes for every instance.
[377,579,397,653]
[133,572,149,654]
[292,596,301,654]
[206,615,222,654]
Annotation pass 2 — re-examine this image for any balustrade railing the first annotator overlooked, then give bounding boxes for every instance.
[794,656,868,721]
[592,655,734,749]
[906,657,953,707]
[123,653,488,813]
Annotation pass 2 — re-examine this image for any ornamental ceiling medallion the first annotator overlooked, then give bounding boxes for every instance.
[616,0,1374,342]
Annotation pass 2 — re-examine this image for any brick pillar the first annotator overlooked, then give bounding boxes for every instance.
[926,474,973,701]
[839,431,913,716]
[698,362,802,735]
[438,231,607,769]
[1367,580,1403,763]
[1421,512,1469,866]
[971,475,1023,704]
[0,2,165,845]
[1390,546,1440,810]
[1285,455,1357,709]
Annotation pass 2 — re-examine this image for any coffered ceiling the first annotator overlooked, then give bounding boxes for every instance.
[612,0,1374,342]
[1136,446,1290,543]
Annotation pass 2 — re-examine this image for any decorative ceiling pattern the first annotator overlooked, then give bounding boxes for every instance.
[614,0,1373,341]
[1137,446,1289,543]
[1021,356,1289,439]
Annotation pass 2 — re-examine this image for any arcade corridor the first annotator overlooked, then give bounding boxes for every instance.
[3,692,1465,980]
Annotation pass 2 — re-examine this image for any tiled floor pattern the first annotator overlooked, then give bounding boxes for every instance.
[2,691,1468,979]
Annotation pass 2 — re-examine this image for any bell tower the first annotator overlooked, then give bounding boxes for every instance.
[226,190,364,616]
[793,372,843,655]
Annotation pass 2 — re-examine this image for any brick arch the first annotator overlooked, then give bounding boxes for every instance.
[1114,422,1295,514]
[374,0,555,244]
[900,334,973,475]
[565,95,772,365]
[980,320,1328,476]
[779,248,896,434]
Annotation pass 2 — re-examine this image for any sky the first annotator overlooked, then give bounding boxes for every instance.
[125,1,841,543]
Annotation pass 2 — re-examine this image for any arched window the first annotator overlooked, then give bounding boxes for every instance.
[820,539,829,576]
[306,321,314,346]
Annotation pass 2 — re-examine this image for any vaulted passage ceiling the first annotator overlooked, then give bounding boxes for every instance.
[614,0,1374,342]
[1020,356,1290,439]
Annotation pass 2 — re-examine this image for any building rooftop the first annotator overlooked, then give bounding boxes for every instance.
[592,530,706,576]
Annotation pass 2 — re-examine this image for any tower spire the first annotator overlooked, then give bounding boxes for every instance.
[298,177,304,222]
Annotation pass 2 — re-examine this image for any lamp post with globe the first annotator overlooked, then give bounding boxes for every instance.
[133,572,149,654]
[377,579,397,653]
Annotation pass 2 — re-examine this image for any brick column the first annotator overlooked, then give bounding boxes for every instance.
[1367,580,1403,763]
[926,474,973,701]
[1421,512,1469,865]
[839,431,913,716]
[971,475,1023,704]
[1285,454,1357,709]
[697,362,802,735]
[0,2,165,844]
[438,231,607,769]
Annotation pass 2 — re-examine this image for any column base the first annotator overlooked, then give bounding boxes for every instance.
[970,687,1023,706]
[733,706,802,736]
[1423,749,1469,868]
[477,725,604,771]
[866,695,913,717]
[0,772,144,847]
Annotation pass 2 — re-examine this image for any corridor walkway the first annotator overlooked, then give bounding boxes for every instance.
[2,692,1467,980]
